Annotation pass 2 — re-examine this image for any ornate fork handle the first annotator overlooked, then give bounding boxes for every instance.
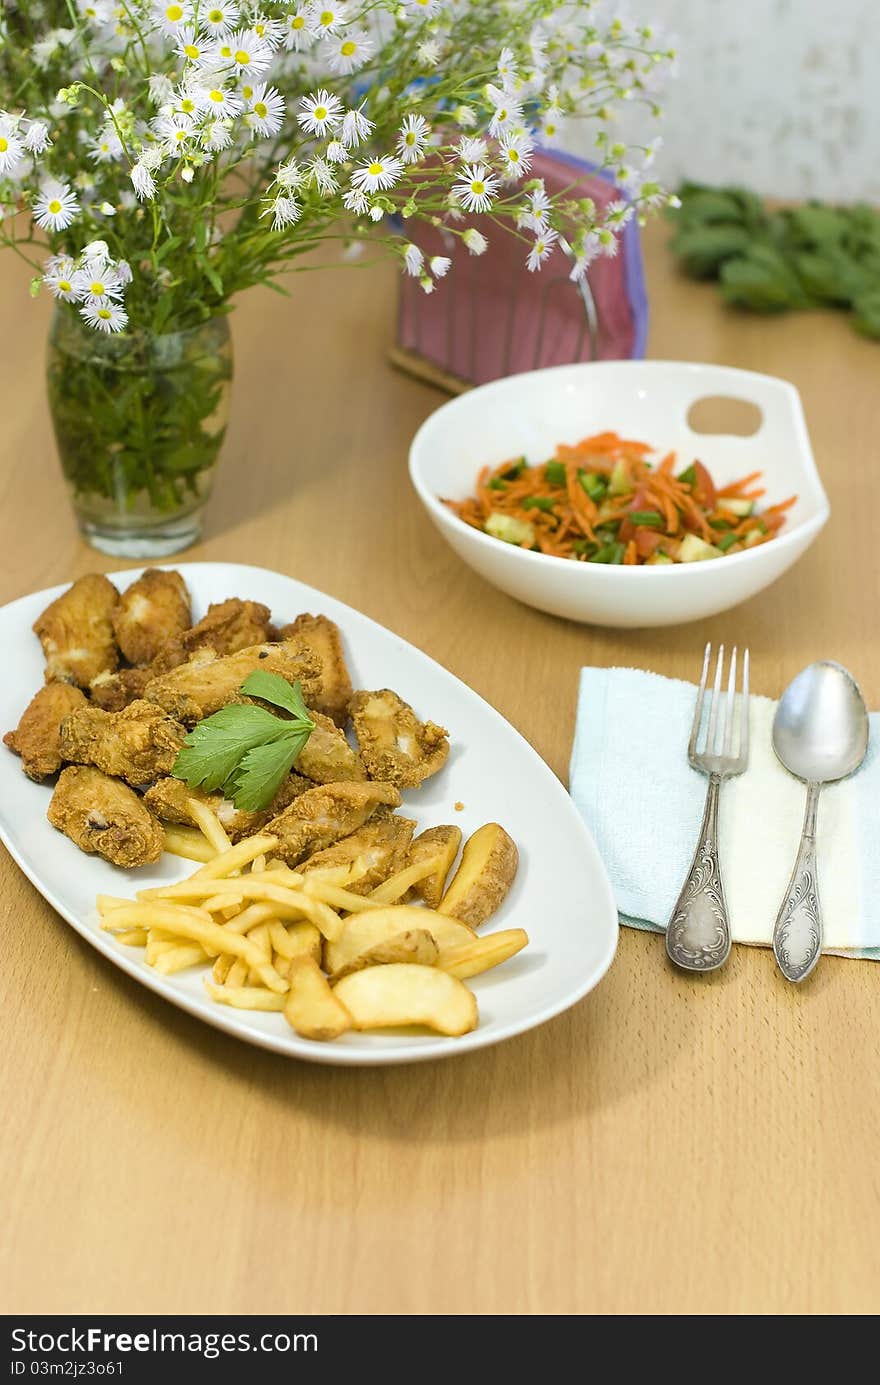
[666,773,732,972]
[772,782,822,983]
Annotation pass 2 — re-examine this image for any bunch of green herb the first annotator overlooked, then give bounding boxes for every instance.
[668,182,880,339]
[171,671,315,813]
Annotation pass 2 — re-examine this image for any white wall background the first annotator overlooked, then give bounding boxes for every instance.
[586,0,880,202]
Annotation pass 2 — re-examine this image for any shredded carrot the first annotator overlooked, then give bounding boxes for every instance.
[442,432,796,566]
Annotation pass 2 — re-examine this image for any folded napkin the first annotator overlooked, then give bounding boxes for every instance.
[570,668,880,959]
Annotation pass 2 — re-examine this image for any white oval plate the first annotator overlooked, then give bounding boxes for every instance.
[0,563,617,1066]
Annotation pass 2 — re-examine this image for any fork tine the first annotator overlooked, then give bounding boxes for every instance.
[723,646,738,757]
[688,642,712,759]
[705,643,724,754]
[740,647,750,763]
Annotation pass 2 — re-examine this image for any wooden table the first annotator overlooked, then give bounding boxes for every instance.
[2,224,879,1317]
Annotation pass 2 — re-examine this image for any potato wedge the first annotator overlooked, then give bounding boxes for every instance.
[330,928,439,983]
[406,825,462,908]
[333,964,477,1036]
[284,956,352,1041]
[324,905,474,976]
[437,822,518,928]
[439,928,529,980]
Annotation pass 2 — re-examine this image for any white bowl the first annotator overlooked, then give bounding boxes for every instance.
[408,360,830,627]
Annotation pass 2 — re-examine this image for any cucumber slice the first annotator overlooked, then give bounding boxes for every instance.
[608,460,631,497]
[646,551,674,565]
[484,513,536,546]
[678,533,723,562]
[719,497,754,517]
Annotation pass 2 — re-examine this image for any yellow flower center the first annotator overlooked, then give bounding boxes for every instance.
[219,42,232,57]
[254,102,267,118]
[508,149,519,162]
[181,98,195,112]
[184,43,199,58]
[405,131,416,145]
[314,106,327,121]
[175,129,186,141]
[166,5,183,20]
[234,48,250,64]
[242,85,254,99]
[255,23,266,35]
[471,180,485,195]
[98,308,112,320]
[58,279,72,293]
[545,121,556,135]
[209,8,223,20]
[292,16,305,28]
[0,138,8,153]
[320,10,334,25]
[48,199,62,214]
[368,162,382,175]
[209,90,223,103]
[91,281,105,295]
[341,40,356,56]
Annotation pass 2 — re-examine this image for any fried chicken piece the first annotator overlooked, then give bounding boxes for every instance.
[112,568,191,666]
[33,573,119,688]
[144,771,311,842]
[89,666,152,711]
[48,766,164,868]
[280,614,353,726]
[3,683,88,782]
[150,598,272,676]
[143,642,320,725]
[350,689,449,788]
[59,699,186,788]
[296,710,366,784]
[301,812,416,894]
[265,779,400,866]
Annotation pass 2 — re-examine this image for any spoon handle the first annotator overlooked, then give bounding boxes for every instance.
[773,781,823,983]
[666,773,731,972]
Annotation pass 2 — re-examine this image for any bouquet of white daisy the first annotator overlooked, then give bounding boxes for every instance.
[0,0,674,555]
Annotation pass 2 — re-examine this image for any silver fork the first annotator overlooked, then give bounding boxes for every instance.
[666,643,750,973]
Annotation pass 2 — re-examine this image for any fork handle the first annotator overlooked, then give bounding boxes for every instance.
[665,773,732,972]
[772,782,823,983]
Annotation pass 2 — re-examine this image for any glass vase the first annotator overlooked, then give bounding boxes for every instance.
[47,308,233,558]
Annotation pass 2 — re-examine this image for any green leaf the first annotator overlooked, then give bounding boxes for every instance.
[171,704,292,793]
[203,262,224,296]
[239,672,314,723]
[669,224,755,279]
[852,290,880,339]
[719,246,812,312]
[226,728,313,811]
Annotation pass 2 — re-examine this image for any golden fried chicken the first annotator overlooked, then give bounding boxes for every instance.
[150,598,272,676]
[296,710,366,784]
[143,642,319,724]
[33,573,119,688]
[48,766,164,868]
[112,568,191,666]
[3,683,88,781]
[59,699,186,787]
[350,689,449,788]
[265,780,400,866]
[280,614,353,726]
[89,666,152,711]
[301,811,416,893]
[144,771,311,842]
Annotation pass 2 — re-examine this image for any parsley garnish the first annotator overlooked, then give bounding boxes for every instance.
[171,671,316,812]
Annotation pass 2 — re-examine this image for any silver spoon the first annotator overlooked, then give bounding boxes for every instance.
[771,661,869,983]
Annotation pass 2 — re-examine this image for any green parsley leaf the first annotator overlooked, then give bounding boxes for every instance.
[172,704,293,793]
[224,728,313,812]
[240,670,313,721]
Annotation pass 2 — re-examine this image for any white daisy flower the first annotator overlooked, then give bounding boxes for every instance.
[454,163,498,214]
[82,240,110,264]
[326,140,347,164]
[251,17,284,50]
[605,198,634,230]
[282,6,318,52]
[455,105,476,128]
[139,144,165,172]
[228,29,272,75]
[456,135,487,162]
[539,113,564,143]
[429,255,451,278]
[308,156,338,196]
[485,84,523,138]
[269,195,302,230]
[328,28,374,74]
[403,0,442,14]
[597,227,620,258]
[202,119,234,151]
[342,187,369,215]
[77,0,113,23]
[403,243,423,277]
[526,227,558,272]
[24,120,52,155]
[117,260,133,285]
[73,261,124,303]
[298,89,343,136]
[244,84,285,137]
[127,160,155,201]
[80,301,128,333]
[497,46,517,90]
[0,122,25,175]
[314,4,349,34]
[397,113,429,164]
[350,152,402,193]
[462,227,488,255]
[88,128,124,163]
[155,116,194,154]
[175,26,209,64]
[196,85,243,118]
[33,180,79,231]
[499,133,533,180]
[340,105,373,148]
[152,1,193,35]
[417,39,440,66]
[172,90,201,120]
[529,183,552,229]
[200,3,238,37]
[43,257,78,302]
[148,74,176,107]
[276,158,303,190]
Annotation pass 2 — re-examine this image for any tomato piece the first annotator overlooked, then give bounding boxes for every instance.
[634,528,665,559]
[692,461,717,509]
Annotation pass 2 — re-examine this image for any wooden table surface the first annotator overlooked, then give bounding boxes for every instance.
[2,223,879,1317]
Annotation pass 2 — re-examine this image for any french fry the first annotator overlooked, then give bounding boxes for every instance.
[248,923,272,961]
[221,901,278,935]
[251,853,267,873]
[116,928,148,947]
[301,878,382,913]
[204,982,286,1011]
[330,928,439,983]
[284,956,352,1041]
[226,958,248,987]
[332,964,478,1036]
[163,826,216,863]
[186,798,232,855]
[137,878,342,939]
[96,894,134,915]
[304,854,372,887]
[133,910,288,992]
[100,902,215,934]
[153,943,210,975]
[187,834,278,881]
[212,952,234,984]
[368,857,438,907]
[438,928,529,980]
[324,906,474,976]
